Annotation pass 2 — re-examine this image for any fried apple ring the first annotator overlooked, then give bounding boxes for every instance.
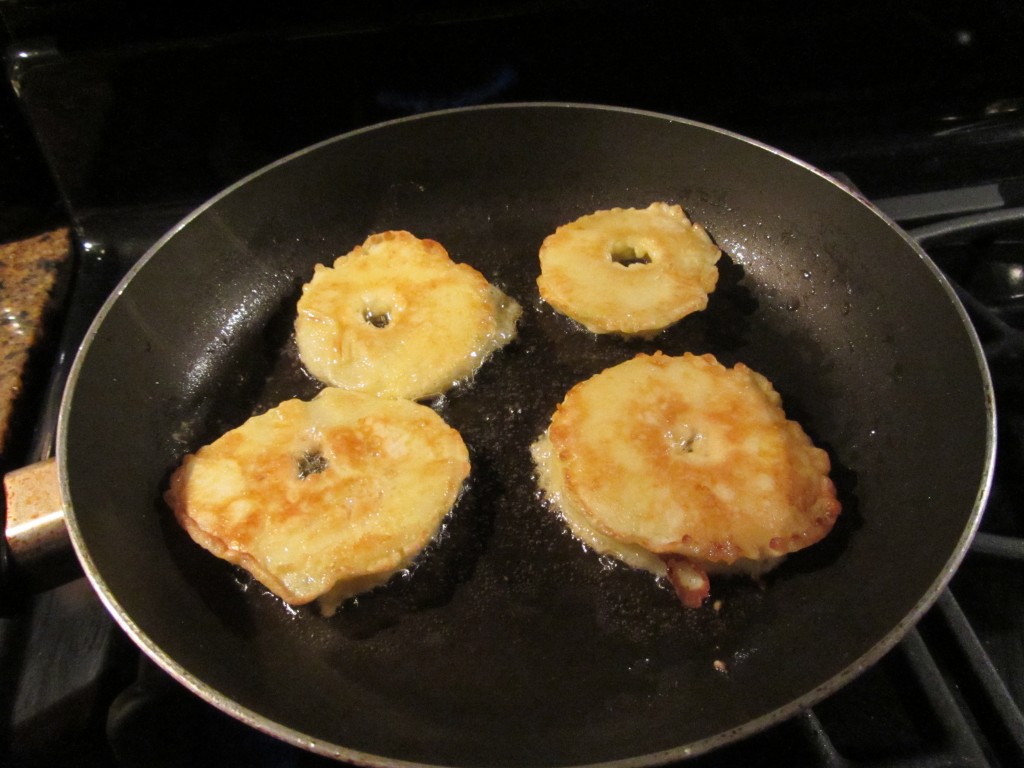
[295,230,521,400]
[536,203,721,335]
[165,387,470,615]
[532,352,840,606]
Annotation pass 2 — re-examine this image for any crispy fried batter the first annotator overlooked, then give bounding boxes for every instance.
[295,231,521,400]
[532,352,840,606]
[536,203,721,335]
[165,388,470,615]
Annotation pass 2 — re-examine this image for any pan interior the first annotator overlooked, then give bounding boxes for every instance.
[60,105,991,767]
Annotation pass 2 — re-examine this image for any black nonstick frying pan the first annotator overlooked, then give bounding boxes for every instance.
[58,104,994,766]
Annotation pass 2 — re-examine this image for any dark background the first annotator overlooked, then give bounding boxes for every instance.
[2,0,1024,247]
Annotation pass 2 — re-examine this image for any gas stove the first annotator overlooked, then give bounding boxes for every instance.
[1,3,1022,766]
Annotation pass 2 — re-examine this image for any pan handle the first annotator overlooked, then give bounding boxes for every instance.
[3,458,80,595]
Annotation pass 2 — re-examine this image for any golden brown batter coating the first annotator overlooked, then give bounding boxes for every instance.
[536,203,721,335]
[532,352,840,606]
[165,388,470,615]
[295,231,521,400]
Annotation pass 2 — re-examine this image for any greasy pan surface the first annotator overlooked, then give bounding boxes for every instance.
[59,104,993,767]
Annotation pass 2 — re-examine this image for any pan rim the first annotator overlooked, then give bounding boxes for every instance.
[55,101,998,767]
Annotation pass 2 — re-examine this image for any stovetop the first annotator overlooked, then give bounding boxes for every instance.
[1,2,1023,766]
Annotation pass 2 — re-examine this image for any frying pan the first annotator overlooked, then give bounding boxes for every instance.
[58,103,994,766]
